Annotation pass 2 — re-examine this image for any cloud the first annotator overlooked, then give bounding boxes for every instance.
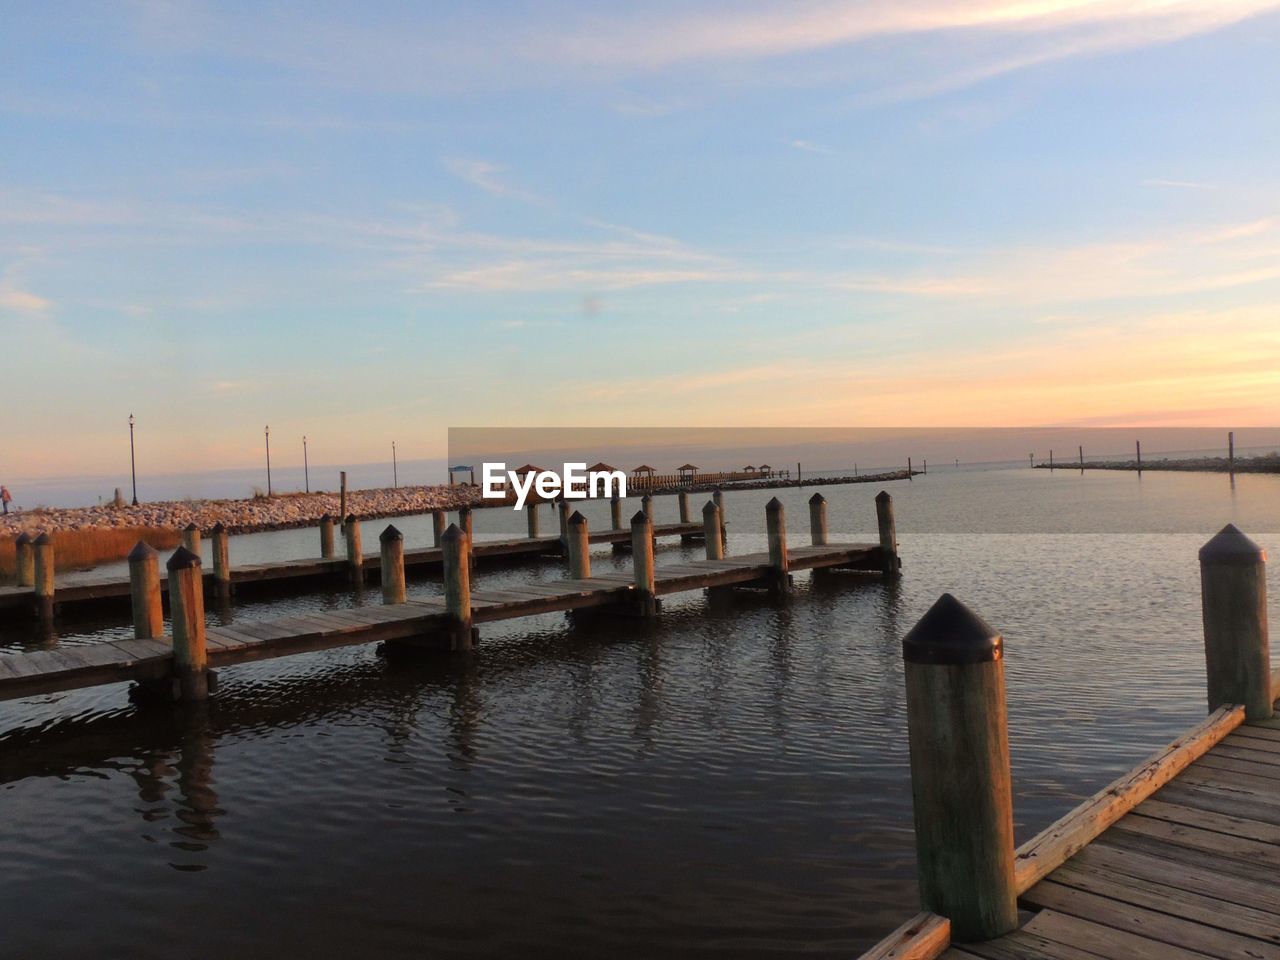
[0,283,51,313]
[442,158,549,206]
[789,139,833,155]
[1141,178,1220,190]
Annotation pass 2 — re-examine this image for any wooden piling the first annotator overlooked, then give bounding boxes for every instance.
[902,593,1017,942]
[526,502,540,539]
[567,511,591,579]
[380,524,406,604]
[32,532,54,623]
[1229,431,1235,473]
[713,489,727,550]
[1136,440,1142,474]
[631,510,657,617]
[1078,445,1084,469]
[557,498,570,547]
[809,492,828,546]
[1049,450,1054,470]
[167,546,209,701]
[15,531,33,587]
[458,505,474,556]
[441,524,474,650]
[210,522,231,597]
[678,491,691,524]
[702,501,724,561]
[610,494,623,531]
[642,494,654,524]
[182,522,201,556]
[127,540,164,640]
[432,509,446,547]
[765,497,789,592]
[320,514,336,559]
[1200,524,1271,721]
[908,456,913,479]
[339,471,348,527]
[345,514,363,581]
[875,491,900,576]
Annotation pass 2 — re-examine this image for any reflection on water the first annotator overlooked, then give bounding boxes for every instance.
[2,467,1279,957]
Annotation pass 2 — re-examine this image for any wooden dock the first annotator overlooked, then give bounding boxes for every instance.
[0,541,883,704]
[861,524,1280,960]
[0,521,703,617]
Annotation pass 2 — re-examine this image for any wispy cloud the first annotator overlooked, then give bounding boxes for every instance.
[789,139,833,155]
[442,158,549,206]
[1141,178,1220,190]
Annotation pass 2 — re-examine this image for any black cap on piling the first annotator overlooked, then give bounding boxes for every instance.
[166,545,201,571]
[184,522,199,532]
[345,513,357,525]
[1200,523,1266,565]
[459,504,472,516]
[320,513,332,523]
[441,523,464,544]
[766,496,783,510]
[902,593,1003,665]
[212,521,226,534]
[128,540,157,561]
[611,492,620,503]
[380,524,403,543]
[809,492,826,504]
[15,531,31,545]
[702,500,718,515]
[32,532,51,546]
[630,510,648,525]
[569,511,587,526]
[876,490,892,504]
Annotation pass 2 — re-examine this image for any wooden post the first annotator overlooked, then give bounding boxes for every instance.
[339,471,348,527]
[1229,431,1235,473]
[1136,440,1142,474]
[167,546,209,701]
[703,501,724,560]
[567,511,590,579]
[631,510,657,617]
[15,531,34,586]
[441,524,473,650]
[182,522,201,556]
[380,524,406,604]
[875,491,900,576]
[557,498,570,546]
[432,509,446,547]
[678,491,691,524]
[923,459,927,475]
[642,493,654,524]
[1079,445,1084,470]
[809,492,828,546]
[210,522,230,597]
[526,501,540,539]
[320,514,336,558]
[1200,524,1271,721]
[797,461,802,485]
[610,494,623,530]
[345,513,363,581]
[902,593,1017,942]
[908,456,913,479]
[458,505,474,556]
[713,489,727,551]
[1049,450,1054,470]
[128,540,164,639]
[765,497,789,592]
[32,532,54,623]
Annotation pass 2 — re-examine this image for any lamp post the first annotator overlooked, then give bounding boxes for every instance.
[128,413,138,505]
[265,425,272,497]
[392,441,398,489]
[303,435,309,494]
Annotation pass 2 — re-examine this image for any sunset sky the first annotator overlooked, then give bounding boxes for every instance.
[3,1,1279,480]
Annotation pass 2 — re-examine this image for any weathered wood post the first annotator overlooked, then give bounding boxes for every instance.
[765,497,789,593]
[458,505,475,557]
[210,522,231,598]
[908,456,913,479]
[1229,431,1235,473]
[557,498,570,547]
[678,491,691,524]
[182,522,201,556]
[631,510,657,617]
[1078,445,1084,470]
[1136,440,1142,474]
[702,501,724,561]
[15,531,34,586]
[380,524,406,604]
[875,491,900,576]
[320,514,336,558]
[432,509,446,547]
[128,540,164,639]
[610,493,623,530]
[713,489,727,550]
[339,471,348,528]
[809,492,828,546]
[902,593,1017,942]
[642,494,654,524]
[345,514,363,582]
[1200,524,1271,721]
[32,532,55,623]
[567,511,591,579]
[441,524,474,650]
[167,546,210,701]
[526,501,540,539]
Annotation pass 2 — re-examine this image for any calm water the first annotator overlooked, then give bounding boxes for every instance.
[2,465,1279,957]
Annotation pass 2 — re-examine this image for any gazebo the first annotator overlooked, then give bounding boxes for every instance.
[586,462,619,474]
[677,463,698,482]
[743,465,757,473]
[757,463,772,478]
[512,463,546,477]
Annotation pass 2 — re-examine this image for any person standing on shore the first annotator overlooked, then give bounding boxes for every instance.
[0,485,10,514]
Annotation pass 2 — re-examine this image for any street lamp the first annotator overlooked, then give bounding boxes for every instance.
[392,441,398,489]
[265,425,272,497]
[128,413,138,505]
[303,435,309,494]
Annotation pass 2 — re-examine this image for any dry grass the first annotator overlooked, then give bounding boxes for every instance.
[0,526,183,578]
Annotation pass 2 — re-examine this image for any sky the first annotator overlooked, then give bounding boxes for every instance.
[2,0,1279,482]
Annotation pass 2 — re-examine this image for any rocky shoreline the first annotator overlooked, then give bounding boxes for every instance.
[0,471,912,540]
[1035,455,1280,474]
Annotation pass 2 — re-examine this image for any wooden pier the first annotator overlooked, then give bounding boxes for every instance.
[0,494,893,705]
[862,524,1279,960]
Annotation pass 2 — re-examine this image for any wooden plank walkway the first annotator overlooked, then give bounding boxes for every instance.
[0,522,703,615]
[0,542,880,704]
[864,704,1280,960]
